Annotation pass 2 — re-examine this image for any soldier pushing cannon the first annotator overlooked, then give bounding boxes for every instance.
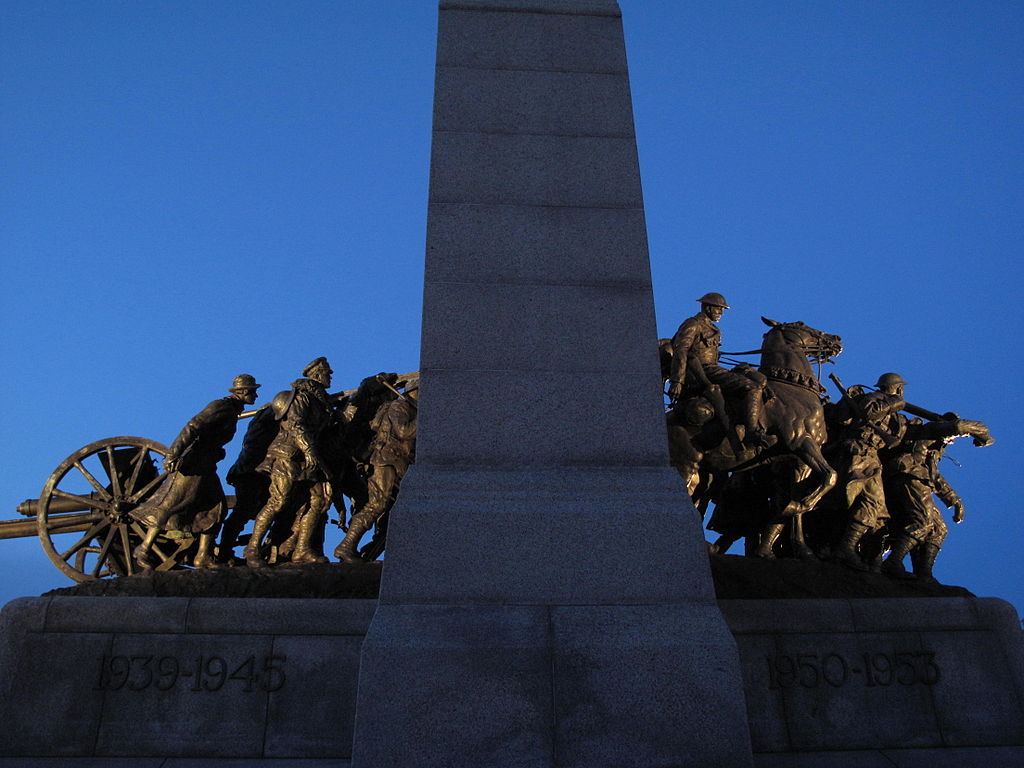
[5,362,418,582]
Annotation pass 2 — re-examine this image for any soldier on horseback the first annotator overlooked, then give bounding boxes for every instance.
[667,292,769,448]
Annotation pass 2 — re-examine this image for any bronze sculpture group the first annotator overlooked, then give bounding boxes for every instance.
[127,358,417,571]
[665,292,993,582]
[125,292,991,583]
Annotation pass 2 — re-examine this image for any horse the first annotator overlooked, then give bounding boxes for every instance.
[663,316,842,558]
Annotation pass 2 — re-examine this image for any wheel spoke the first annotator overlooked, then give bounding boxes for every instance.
[120,524,135,576]
[50,489,110,512]
[105,446,122,500]
[59,519,111,561]
[123,446,149,497]
[129,521,172,566]
[91,525,118,578]
[72,461,112,500]
[128,471,167,504]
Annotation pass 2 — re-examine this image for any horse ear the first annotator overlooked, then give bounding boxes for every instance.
[762,316,779,327]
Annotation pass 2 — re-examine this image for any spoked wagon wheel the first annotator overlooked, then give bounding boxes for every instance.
[36,436,193,582]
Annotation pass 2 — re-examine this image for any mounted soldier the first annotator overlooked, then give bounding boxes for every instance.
[667,292,769,449]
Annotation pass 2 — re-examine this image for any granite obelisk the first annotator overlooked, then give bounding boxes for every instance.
[352,2,754,765]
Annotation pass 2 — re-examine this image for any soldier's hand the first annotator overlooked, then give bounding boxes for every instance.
[164,456,179,473]
[953,502,965,524]
[668,381,683,400]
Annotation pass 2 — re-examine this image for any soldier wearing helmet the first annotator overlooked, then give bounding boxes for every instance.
[667,292,768,447]
[131,374,260,570]
[244,357,336,568]
[832,372,908,571]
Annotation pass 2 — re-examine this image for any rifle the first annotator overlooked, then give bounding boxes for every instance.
[828,373,901,447]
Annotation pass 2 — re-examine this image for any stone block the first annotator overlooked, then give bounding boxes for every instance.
[420,281,657,373]
[185,598,376,636]
[45,595,189,633]
[0,597,48,724]
[437,7,626,74]
[424,203,651,287]
[549,604,752,768]
[428,132,643,208]
[848,597,979,632]
[754,751,895,767]
[441,0,620,16]
[0,630,111,756]
[880,746,1024,767]
[922,627,1024,746]
[415,369,667,466]
[975,598,1024,704]
[720,598,856,635]
[733,633,790,752]
[352,605,553,768]
[434,67,633,137]
[0,760,166,767]
[264,635,364,758]
[772,631,941,751]
[94,633,274,757]
[379,466,711,605]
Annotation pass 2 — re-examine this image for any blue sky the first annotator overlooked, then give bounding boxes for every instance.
[1,1,1021,613]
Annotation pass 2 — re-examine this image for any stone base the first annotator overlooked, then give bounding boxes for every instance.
[1,594,1022,764]
[353,602,753,768]
[0,597,375,761]
[722,597,1024,755]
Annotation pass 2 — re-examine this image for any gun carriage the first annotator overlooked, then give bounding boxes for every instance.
[5,436,223,581]
[3,370,419,583]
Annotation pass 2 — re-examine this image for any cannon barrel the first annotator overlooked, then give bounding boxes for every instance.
[17,493,106,517]
[0,512,101,541]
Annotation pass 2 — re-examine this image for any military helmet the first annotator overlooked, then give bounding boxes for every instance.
[303,356,333,377]
[696,292,730,309]
[875,372,907,389]
[229,374,261,393]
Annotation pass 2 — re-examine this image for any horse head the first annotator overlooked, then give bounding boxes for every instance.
[761,317,843,366]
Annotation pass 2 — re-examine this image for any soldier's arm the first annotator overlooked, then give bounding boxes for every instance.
[288,393,322,466]
[393,404,417,441]
[166,399,225,469]
[934,473,964,522]
[668,318,706,397]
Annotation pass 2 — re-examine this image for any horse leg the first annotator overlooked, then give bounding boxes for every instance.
[755,522,785,559]
[782,438,836,515]
[789,513,816,560]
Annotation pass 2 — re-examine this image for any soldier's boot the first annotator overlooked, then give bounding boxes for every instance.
[290,512,329,565]
[334,515,372,565]
[244,508,275,569]
[755,523,785,560]
[711,534,738,556]
[192,532,224,569]
[216,513,247,564]
[742,388,770,448]
[912,543,940,584]
[880,536,916,579]
[132,526,160,572]
[835,522,870,571]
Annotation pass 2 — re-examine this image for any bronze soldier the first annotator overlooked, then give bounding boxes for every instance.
[667,292,768,447]
[832,372,908,570]
[244,357,335,568]
[880,416,993,581]
[217,404,278,564]
[334,382,417,564]
[132,374,260,569]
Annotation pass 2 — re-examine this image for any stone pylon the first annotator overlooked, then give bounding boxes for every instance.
[351,2,753,766]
